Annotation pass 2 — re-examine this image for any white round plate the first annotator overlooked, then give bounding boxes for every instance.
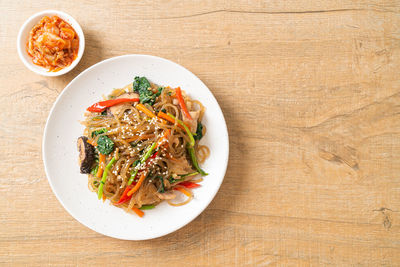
[43,55,229,240]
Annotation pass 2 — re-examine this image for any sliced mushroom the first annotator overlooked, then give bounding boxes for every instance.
[109,92,139,117]
[169,156,194,174]
[77,136,95,174]
[156,191,176,200]
[182,110,200,133]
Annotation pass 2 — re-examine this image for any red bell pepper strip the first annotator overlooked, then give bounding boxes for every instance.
[175,87,192,120]
[150,151,158,159]
[127,147,159,186]
[114,184,134,205]
[179,181,201,188]
[87,98,139,112]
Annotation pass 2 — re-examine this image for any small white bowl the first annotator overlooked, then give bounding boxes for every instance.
[17,10,85,77]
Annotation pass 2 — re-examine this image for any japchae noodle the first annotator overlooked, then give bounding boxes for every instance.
[77,77,209,217]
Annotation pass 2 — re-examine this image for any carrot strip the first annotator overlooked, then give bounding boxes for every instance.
[157,111,187,130]
[137,103,167,125]
[136,103,156,118]
[87,139,97,146]
[158,110,179,125]
[127,172,146,196]
[175,87,192,120]
[156,129,171,149]
[157,111,172,122]
[132,207,144,217]
[173,187,192,197]
[96,154,106,178]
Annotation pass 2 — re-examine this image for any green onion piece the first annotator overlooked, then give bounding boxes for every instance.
[127,142,156,185]
[158,176,165,193]
[140,205,155,210]
[97,157,117,199]
[141,142,157,163]
[167,112,195,147]
[91,165,99,176]
[187,146,208,176]
[128,169,138,185]
[179,171,199,177]
[168,176,184,184]
[91,128,108,138]
[128,160,140,185]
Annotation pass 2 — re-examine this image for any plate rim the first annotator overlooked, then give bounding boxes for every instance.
[42,54,229,240]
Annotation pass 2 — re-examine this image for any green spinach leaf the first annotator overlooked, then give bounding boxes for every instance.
[133,76,151,92]
[154,87,163,97]
[97,135,114,155]
[194,122,203,141]
[91,128,108,138]
[133,76,163,105]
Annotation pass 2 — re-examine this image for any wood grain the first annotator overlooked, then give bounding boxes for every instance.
[1,0,400,266]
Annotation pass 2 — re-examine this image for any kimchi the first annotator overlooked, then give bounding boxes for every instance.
[27,15,79,72]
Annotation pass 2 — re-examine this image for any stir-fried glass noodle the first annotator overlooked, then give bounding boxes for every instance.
[77,77,209,217]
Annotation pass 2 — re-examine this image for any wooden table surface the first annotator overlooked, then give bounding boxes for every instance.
[1,0,400,266]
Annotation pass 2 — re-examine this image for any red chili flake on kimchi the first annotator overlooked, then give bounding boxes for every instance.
[27,15,79,72]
